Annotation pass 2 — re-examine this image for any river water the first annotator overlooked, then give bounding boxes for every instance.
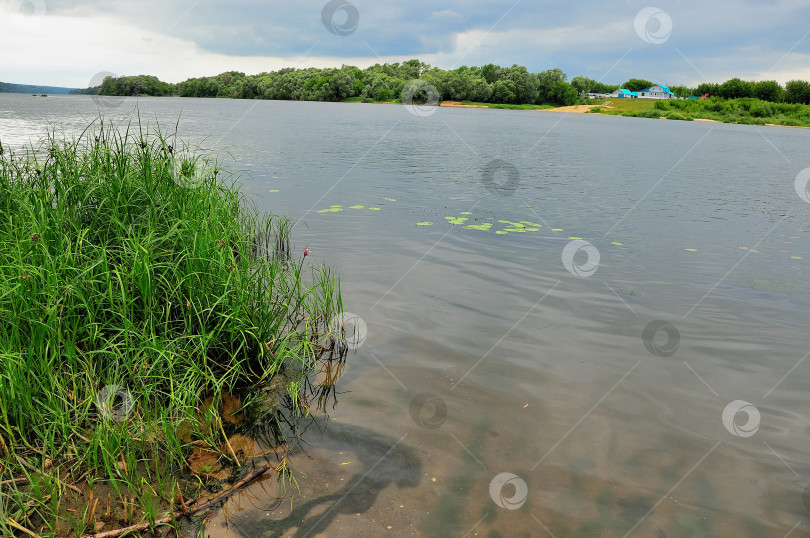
[3,94,810,537]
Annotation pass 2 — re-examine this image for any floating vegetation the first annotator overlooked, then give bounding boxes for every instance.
[416,221,433,226]
[684,248,697,252]
[316,198,391,213]
[552,228,564,231]
[317,205,344,213]
[465,223,492,231]
[445,216,468,225]
[269,189,279,192]
[383,197,396,201]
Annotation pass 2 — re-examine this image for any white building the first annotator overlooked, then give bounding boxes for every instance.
[636,84,675,99]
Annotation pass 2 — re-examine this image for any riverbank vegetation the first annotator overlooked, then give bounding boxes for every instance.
[0,119,346,536]
[589,96,810,127]
[73,61,614,107]
[72,61,810,111]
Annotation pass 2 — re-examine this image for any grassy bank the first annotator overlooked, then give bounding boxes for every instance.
[587,97,810,126]
[0,119,346,536]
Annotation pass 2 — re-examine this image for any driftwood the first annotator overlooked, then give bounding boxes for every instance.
[82,457,282,538]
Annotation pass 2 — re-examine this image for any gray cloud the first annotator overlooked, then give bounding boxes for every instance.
[13,0,810,85]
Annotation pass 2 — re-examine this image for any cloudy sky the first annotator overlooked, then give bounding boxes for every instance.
[2,0,810,88]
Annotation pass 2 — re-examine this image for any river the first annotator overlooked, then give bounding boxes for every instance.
[2,93,810,537]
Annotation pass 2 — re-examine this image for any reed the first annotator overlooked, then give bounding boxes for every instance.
[0,117,344,536]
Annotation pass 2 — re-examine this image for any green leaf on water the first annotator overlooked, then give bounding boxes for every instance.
[349,205,364,209]
[269,189,279,193]
[465,223,492,231]
[317,207,343,213]
[460,211,473,215]
[611,242,623,246]
[519,221,543,227]
[369,207,381,211]
[568,236,582,240]
[495,230,509,235]
[383,197,397,202]
[552,228,563,231]
[445,216,468,225]
[416,222,433,226]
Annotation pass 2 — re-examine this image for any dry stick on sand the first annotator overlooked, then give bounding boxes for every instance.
[83,457,284,538]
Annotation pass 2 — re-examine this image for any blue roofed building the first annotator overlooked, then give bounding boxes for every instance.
[610,88,638,98]
[637,84,675,99]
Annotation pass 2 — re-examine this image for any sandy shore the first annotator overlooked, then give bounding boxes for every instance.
[537,104,603,113]
[439,100,489,108]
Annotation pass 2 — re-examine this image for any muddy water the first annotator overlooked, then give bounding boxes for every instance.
[3,94,810,537]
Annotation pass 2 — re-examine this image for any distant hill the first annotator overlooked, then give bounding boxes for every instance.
[0,81,77,94]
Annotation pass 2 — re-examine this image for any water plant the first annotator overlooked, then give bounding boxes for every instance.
[0,117,346,536]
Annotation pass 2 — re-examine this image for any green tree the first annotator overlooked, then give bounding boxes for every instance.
[785,80,810,104]
[695,82,719,97]
[536,68,567,103]
[620,78,654,92]
[718,78,753,99]
[668,85,693,98]
[752,80,783,102]
[491,79,517,103]
[570,76,592,96]
[481,63,500,84]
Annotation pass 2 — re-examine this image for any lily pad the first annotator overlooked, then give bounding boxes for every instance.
[460,211,473,215]
[445,216,468,225]
[465,223,492,231]
[568,236,582,240]
[369,207,381,211]
[611,242,623,246]
[519,221,543,227]
[551,228,563,232]
[349,205,365,209]
[269,189,279,193]
[383,197,397,202]
[317,207,343,213]
[416,222,433,226]
[495,230,509,235]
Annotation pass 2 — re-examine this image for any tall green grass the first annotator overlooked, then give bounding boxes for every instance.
[0,118,344,536]
[588,97,810,126]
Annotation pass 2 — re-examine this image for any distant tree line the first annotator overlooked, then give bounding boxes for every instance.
[78,61,602,106]
[75,60,810,106]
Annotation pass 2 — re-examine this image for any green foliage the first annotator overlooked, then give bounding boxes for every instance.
[785,80,810,104]
[718,77,753,99]
[0,118,345,532]
[83,63,810,113]
[642,96,810,126]
[99,74,173,97]
[620,78,655,92]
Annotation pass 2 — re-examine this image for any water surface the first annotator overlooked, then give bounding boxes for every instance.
[3,94,810,537]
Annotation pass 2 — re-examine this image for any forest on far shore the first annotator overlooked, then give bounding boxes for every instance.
[70,59,810,107]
